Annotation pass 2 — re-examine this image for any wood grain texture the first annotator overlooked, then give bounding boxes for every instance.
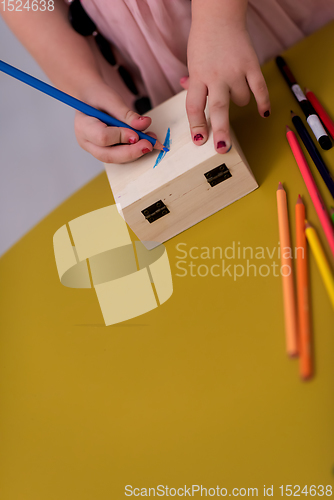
[105,90,258,247]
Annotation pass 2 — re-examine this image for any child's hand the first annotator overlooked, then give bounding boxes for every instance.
[185,13,270,154]
[1,2,155,164]
[75,84,154,163]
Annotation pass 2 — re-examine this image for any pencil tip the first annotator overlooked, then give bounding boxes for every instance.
[154,140,168,152]
[304,219,311,228]
[277,182,284,190]
[286,125,292,132]
[296,194,303,204]
[305,87,310,94]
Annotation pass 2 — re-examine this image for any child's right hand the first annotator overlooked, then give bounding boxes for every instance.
[2,3,155,164]
[74,84,154,163]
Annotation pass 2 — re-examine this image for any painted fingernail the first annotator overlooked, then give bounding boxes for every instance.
[142,148,151,154]
[129,137,137,144]
[180,76,189,83]
[217,141,226,149]
[194,133,204,141]
[264,110,270,117]
[139,116,146,121]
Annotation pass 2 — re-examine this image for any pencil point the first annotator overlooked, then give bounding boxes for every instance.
[304,219,311,229]
[286,125,292,132]
[277,182,284,190]
[296,194,303,204]
[154,140,166,152]
[290,110,296,117]
[305,87,310,94]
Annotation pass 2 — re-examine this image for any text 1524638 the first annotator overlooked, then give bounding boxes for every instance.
[1,0,54,11]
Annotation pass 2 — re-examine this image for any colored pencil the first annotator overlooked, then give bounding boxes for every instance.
[0,60,168,152]
[305,88,334,141]
[291,111,334,199]
[305,221,334,310]
[276,182,298,357]
[295,196,312,380]
[331,207,334,225]
[276,56,332,151]
[286,127,334,258]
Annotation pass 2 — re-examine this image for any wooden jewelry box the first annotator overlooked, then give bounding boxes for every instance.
[105,90,258,249]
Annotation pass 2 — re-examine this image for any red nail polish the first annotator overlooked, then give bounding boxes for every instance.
[129,137,137,144]
[139,116,146,121]
[217,141,226,149]
[142,148,151,154]
[194,134,204,141]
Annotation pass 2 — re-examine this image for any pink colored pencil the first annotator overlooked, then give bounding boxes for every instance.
[286,127,334,258]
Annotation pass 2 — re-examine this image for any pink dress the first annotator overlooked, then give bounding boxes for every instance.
[80,0,334,108]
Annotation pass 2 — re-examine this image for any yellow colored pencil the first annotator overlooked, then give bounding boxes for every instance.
[276,182,298,356]
[305,221,334,310]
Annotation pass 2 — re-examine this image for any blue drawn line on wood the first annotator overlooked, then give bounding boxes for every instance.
[153,127,171,168]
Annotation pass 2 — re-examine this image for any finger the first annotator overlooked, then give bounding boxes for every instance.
[229,78,251,107]
[102,92,152,130]
[246,70,271,118]
[180,76,190,90]
[82,139,154,164]
[76,114,140,147]
[208,85,231,153]
[186,79,208,145]
[145,131,157,140]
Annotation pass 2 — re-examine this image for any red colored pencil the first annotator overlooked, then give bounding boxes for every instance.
[305,88,334,141]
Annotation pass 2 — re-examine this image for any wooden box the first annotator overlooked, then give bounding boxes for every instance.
[105,90,258,249]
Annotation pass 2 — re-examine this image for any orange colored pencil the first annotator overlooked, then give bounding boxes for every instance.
[295,195,312,379]
[276,183,298,357]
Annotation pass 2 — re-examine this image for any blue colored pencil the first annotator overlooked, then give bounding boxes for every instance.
[0,60,168,152]
[291,111,334,199]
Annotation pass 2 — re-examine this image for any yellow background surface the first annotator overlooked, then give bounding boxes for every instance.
[0,23,333,500]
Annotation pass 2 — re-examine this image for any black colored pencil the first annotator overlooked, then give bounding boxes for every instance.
[291,111,334,199]
[276,56,332,151]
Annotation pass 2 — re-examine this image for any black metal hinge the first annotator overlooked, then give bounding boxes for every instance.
[204,164,232,187]
[141,200,170,223]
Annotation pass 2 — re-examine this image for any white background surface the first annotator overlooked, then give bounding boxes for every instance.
[0,16,103,256]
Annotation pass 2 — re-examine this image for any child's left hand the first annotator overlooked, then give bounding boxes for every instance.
[183,11,271,154]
